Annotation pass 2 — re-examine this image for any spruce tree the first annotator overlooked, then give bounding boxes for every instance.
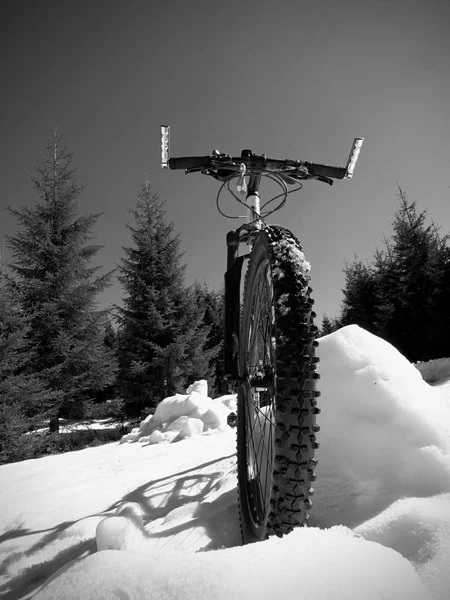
[7,133,117,429]
[319,314,341,337]
[340,257,378,333]
[181,283,223,393]
[199,286,225,395]
[339,187,450,361]
[378,188,450,360]
[116,180,215,414]
[0,275,56,463]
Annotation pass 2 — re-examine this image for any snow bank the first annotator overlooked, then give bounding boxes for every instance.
[4,325,450,600]
[355,493,450,600]
[34,526,430,600]
[119,380,237,445]
[311,325,450,529]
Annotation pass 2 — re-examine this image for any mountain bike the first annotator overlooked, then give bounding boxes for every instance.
[160,127,363,543]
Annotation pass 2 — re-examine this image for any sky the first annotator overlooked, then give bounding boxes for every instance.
[2,325,450,599]
[1,0,450,321]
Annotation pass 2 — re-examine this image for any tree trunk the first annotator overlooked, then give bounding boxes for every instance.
[49,416,60,433]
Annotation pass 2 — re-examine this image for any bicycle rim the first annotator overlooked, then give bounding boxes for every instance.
[239,255,276,538]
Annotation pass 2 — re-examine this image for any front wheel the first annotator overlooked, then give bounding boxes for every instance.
[237,226,320,544]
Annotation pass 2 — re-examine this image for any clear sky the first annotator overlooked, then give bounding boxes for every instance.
[2,0,450,321]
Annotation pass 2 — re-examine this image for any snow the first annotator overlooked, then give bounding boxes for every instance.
[120,380,236,444]
[30,418,123,436]
[28,530,428,600]
[272,238,311,273]
[311,326,450,529]
[1,325,450,600]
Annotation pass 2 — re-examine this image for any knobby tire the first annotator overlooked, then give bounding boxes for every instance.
[237,225,320,544]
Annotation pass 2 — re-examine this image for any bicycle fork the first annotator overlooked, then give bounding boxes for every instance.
[223,172,263,392]
[223,228,245,391]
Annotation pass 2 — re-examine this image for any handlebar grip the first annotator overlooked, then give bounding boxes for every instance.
[168,156,212,170]
[305,162,347,180]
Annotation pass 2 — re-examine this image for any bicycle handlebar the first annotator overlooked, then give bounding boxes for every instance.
[161,126,363,182]
[167,156,347,180]
[303,162,347,180]
[168,156,212,170]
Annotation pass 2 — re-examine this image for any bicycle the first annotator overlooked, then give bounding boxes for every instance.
[160,126,363,544]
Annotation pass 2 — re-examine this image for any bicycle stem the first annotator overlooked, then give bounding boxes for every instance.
[246,193,261,228]
[245,172,263,230]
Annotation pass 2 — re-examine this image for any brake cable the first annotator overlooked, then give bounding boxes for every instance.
[215,169,303,222]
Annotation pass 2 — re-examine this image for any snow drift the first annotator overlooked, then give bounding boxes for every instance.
[120,380,237,445]
[311,325,450,529]
[34,527,429,600]
[2,325,450,600]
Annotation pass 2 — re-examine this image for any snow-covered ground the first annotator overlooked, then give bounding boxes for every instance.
[1,325,450,600]
[31,418,124,436]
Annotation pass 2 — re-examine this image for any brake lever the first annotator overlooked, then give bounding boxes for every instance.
[205,169,237,183]
[303,173,334,186]
[278,173,301,185]
[315,175,334,186]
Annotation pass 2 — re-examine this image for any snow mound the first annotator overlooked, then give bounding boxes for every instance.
[5,325,450,600]
[355,493,450,600]
[119,380,237,445]
[34,526,430,600]
[311,325,450,529]
[96,514,150,553]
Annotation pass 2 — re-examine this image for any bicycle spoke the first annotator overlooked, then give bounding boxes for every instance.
[243,260,276,525]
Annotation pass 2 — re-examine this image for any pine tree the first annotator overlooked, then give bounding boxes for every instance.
[7,133,117,429]
[200,286,225,395]
[340,257,378,333]
[339,187,450,362]
[319,314,341,337]
[116,180,215,414]
[92,315,118,402]
[379,188,450,360]
[426,223,450,359]
[0,275,57,463]
[182,283,223,394]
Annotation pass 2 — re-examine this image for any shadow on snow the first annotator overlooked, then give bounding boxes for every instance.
[0,454,239,600]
